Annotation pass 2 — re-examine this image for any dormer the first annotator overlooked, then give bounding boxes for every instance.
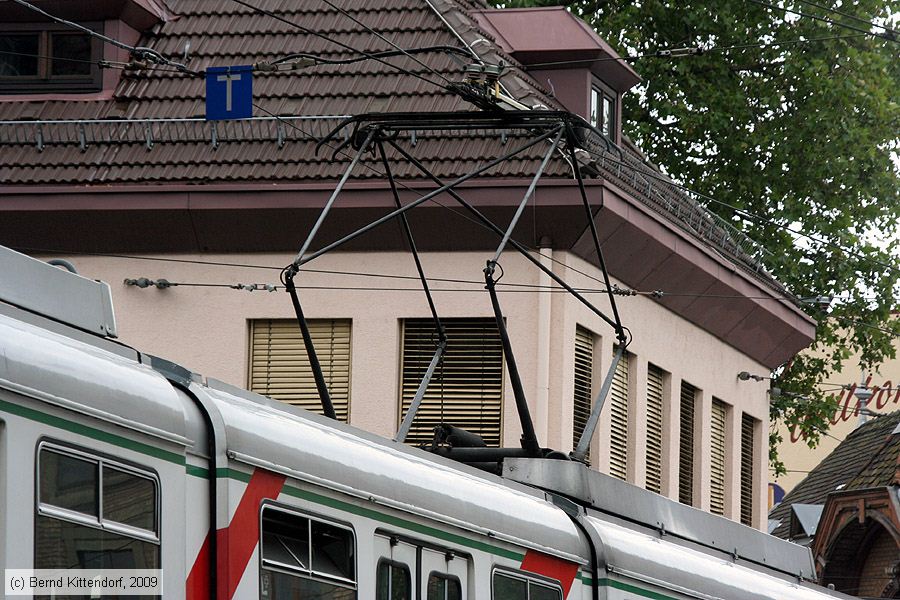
[0,0,172,98]
[470,7,640,143]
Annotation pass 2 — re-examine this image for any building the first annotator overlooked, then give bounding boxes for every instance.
[0,0,816,529]
[769,412,900,597]
[773,332,900,499]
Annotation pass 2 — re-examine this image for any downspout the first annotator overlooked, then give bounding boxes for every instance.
[535,238,553,443]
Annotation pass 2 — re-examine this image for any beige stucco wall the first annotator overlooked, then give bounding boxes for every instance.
[58,249,773,529]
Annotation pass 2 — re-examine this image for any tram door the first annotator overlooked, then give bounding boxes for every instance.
[421,548,467,600]
[373,534,469,600]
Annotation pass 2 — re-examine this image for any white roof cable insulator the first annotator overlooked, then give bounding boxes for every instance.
[656,47,704,58]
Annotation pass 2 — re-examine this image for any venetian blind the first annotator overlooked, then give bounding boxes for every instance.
[609,347,629,481]
[400,318,503,447]
[248,319,351,422]
[678,382,696,505]
[740,414,756,526]
[572,326,594,454]
[710,398,727,515]
[645,364,664,494]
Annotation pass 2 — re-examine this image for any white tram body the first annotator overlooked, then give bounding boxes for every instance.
[0,246,849,600]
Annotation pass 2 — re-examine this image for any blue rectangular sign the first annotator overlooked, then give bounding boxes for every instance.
[205,65,253,120]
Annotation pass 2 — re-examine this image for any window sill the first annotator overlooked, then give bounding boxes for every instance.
[0,89,114,102]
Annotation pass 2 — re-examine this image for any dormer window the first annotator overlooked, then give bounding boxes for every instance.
[590,85,616,139]
[0,23,102,94]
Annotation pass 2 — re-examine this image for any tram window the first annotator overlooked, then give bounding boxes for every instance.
[260,505,356,600]
[376,560,411,600]
[103,466,157,531]
[39,449,98,516]
[427,572,461,600]
[493,572,561,600]
[35,445,160,575]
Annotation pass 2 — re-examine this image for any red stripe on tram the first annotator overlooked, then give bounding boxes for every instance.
[186,468,287,600]
[520,550,580,599]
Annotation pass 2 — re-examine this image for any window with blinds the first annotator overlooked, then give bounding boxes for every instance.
[400,318,503,447]
[248,319,351,422]
[572,326,594,454]
[678,382,696,505]
[710,398,727,516]
[645,364,664,494]
[609,347,629,481]
[740,414,756,526]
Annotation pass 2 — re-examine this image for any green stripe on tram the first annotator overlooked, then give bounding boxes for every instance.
[0,397,185,465]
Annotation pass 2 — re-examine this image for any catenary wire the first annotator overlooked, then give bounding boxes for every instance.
[516,32,871,69]
[25,244,898,336]
[269,45,472,68]
[314,0,455,85]
[743,0,899,43]
[796,0,899,35]
[228,0,452,93]
[7,0,197,72]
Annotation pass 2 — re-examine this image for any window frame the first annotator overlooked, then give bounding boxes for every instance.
[376,558,413,600]
[0,22,103,94]
[589,80,617,141]
[259,502,358,590]
[491,567,563,600]
[35,440,161,544]
[427,570,462,600]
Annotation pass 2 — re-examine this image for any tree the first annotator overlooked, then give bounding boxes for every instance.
[497,0,900,472]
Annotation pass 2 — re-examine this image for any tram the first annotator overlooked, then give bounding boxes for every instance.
[0,245,847,599]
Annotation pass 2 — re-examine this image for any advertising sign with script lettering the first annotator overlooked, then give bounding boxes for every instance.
[772,325,900,499]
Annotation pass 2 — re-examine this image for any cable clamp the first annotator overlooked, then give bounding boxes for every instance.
[611,284,637,296]
[656,46,703,57]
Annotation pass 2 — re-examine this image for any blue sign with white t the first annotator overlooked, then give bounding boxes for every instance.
[205,65,253,120]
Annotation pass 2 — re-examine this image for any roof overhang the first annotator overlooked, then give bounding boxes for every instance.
[3,0,173,31]
[0,178,815,368]
[470,7,641,93]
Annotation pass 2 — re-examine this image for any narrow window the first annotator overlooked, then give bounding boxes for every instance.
[249,319,352,422]
[427,572,462,600]
[377,560,411,600]
[645,363,665,494]
[493,571,561,600]
[710,399,727,515]
[260,506,356,600]
[609,347,629,480]
[589,88,600,128]
[602,94,616,137]
[740,414,757,526]
[572,326,594,455]
[399,318,503,447]
[678,382,696,505]
[35,446,159,571]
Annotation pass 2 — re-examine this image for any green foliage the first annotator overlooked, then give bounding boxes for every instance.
[497,0,900,472]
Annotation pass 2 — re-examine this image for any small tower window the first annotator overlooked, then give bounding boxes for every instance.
[590,86,617,139]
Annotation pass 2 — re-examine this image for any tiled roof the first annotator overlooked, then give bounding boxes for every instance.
[0,0,565,184]
[770,412,900,540]
[0,0,779,285]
